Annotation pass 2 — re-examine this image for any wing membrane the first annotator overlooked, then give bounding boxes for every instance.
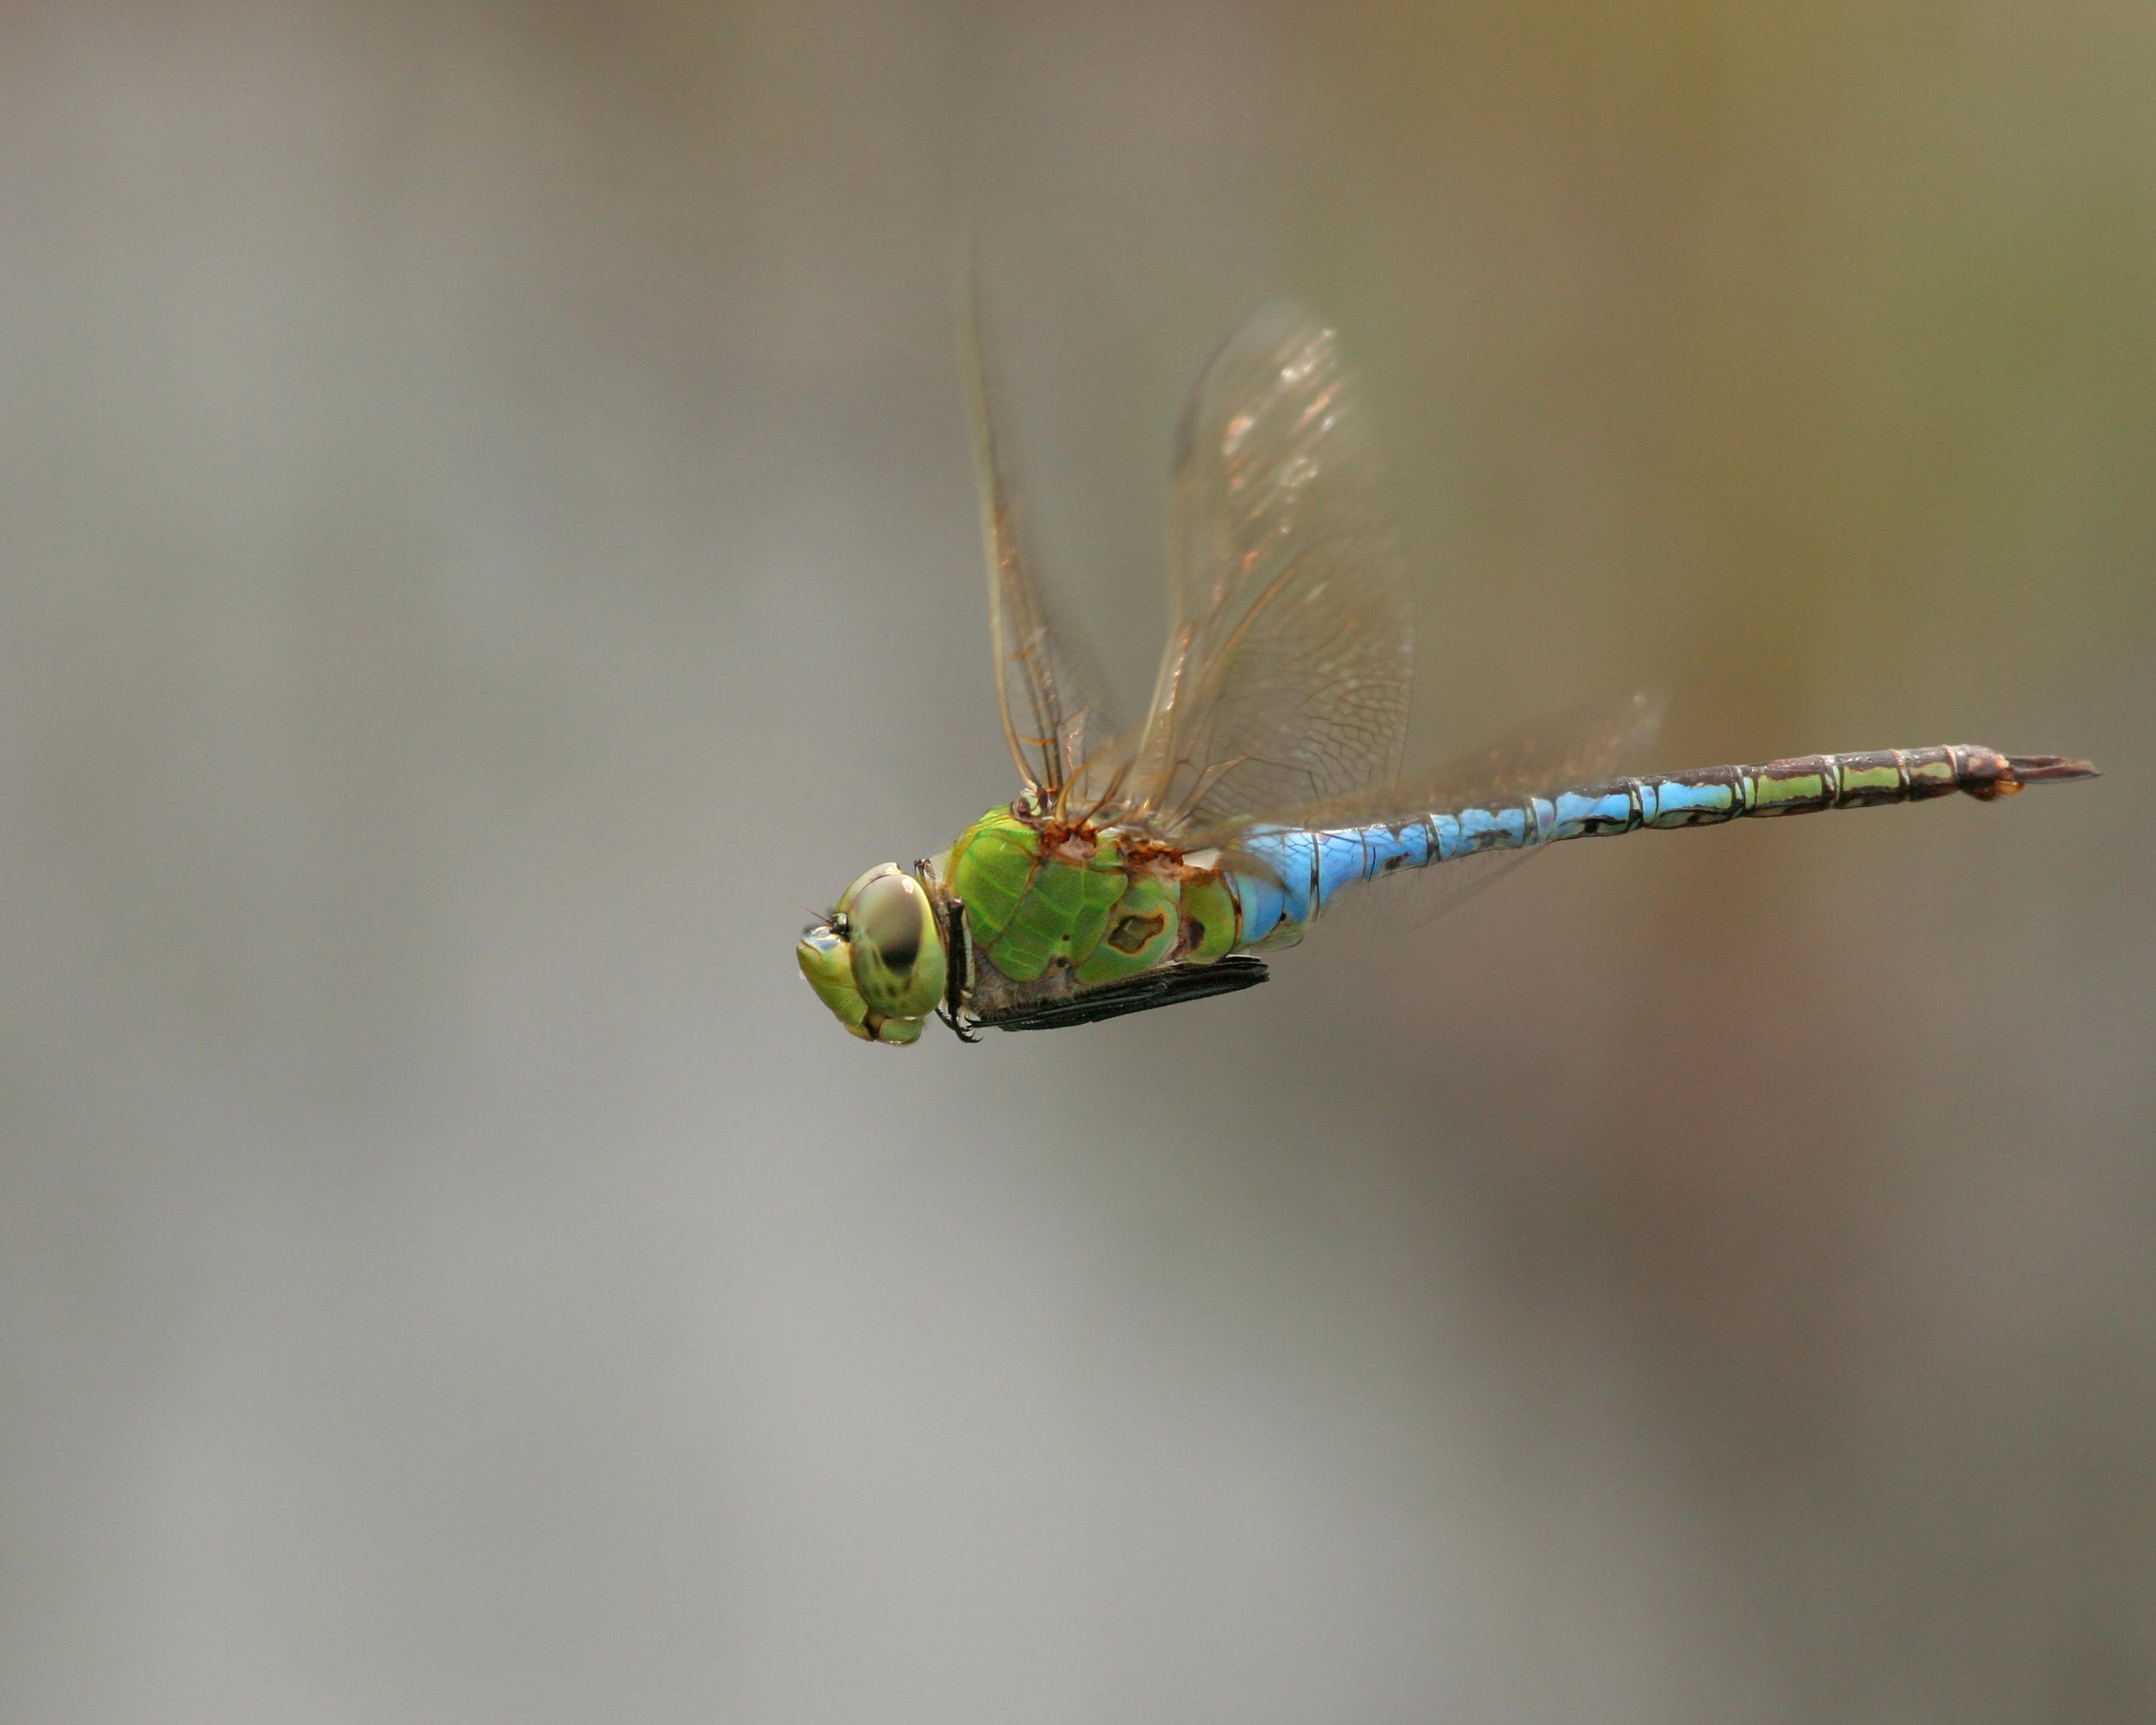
[959,274,1125,799]
[1112,305,1413,837]
[1235,691,1667,932]
[1278,691,1665,829]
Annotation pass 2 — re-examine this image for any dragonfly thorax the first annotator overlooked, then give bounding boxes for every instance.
[944,804,1238,998]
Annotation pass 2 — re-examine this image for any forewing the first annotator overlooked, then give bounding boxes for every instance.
[1115,305,1412,834]
[1229,691,1667,933]
[959,275,1125,799]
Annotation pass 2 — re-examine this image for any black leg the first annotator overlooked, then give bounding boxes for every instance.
[925,882,982,1044]
[978,956,1271,1032]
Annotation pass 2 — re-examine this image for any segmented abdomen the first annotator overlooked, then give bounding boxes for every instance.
[1227,745,2091,948]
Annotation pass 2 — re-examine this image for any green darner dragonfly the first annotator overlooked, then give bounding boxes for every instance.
[797,297,2096,1045]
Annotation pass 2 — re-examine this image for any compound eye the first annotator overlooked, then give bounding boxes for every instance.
[852,872,923,978]
[847,870,944,1018]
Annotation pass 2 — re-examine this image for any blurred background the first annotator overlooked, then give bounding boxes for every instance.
[3,3,2151,1720]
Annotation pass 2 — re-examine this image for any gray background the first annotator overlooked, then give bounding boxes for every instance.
[4,4,2152,1721]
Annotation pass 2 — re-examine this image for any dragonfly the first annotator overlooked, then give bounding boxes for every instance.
[797,295,2096,1045]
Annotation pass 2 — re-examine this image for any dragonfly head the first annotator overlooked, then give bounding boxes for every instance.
[796,862,948,1046]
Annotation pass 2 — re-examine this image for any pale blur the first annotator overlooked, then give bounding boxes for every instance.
[3,4,2151,1721]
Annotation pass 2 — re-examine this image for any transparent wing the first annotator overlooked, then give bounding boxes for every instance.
[959,272,1126,800]
[1231,691,1667,933]
[1276,691,1665,830]
[1107,305,1413,837]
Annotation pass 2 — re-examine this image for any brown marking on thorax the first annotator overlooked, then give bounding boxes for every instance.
[1026,805,1190,880]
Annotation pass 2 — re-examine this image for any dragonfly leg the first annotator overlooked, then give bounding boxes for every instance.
[926,880,982,1044]
[980,955,1271,1032]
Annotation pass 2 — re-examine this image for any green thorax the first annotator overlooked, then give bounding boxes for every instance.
[942,804,1237,990]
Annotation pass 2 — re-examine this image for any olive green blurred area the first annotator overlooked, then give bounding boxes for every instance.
[4,4,2152,1721]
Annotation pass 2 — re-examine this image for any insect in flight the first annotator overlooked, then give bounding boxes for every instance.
[798,292,2096,1044]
